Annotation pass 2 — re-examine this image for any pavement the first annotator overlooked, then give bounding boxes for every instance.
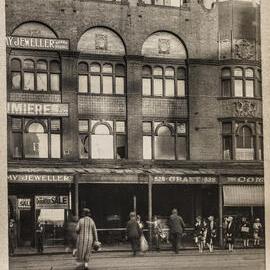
[9,248,265,270]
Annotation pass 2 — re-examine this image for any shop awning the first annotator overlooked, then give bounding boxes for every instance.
[223,185,264,207]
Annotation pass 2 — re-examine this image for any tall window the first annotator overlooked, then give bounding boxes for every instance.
[10,58,61,92]
[143,0,184,7]
[78,62,125,95]
[143,121,187,160]
[10,118,61,159]
[221,67,259,98]
[79,120,127,159]
[222,121,262,160]
[142,66,186,97]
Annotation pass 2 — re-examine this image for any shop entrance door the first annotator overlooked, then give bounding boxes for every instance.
[19,210,34,246]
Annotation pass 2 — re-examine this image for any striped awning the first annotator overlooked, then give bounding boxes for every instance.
[223,185,264,207]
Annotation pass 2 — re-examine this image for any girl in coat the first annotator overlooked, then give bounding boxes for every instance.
[76,208,98,270]
[225,216,236,252]
[194,216,206,253]
[240,217,250,248]
[205,216,217,252]
[253,218,263,247]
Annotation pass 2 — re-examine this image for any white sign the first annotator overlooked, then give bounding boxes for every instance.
[7,102,69,116]
[8,174,73,183]
[6,36,69,51]
[153,175,217,184]
[18,198,31,210]
[35,195,69,209]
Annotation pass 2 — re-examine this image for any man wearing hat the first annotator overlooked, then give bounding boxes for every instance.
[168,209,185,254]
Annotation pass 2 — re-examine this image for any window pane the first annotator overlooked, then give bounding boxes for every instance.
[28,122,45,133]
[91,135,114,159]
[153,67,163,76]
[177,80,185,96]
[12,118,22,130]
[90,75,100,93]
[116,135,126,159]
[94,124,110,135]
[37,61,47,70]
[234,68,243,77]
[142,78,151,96]
[165,67,175,76]
[116,121,125,133]
[157,125,172,136]
[222,123,232,134]
[12,72,21,89]
[51,134,61,158]
[234,80,243,97]
[11,133,22,158]
[37,73,48,91]
[153,79,163,96]
[78,62,88,72]
[170,0,181,7]
[176,137,186,160]
[245,68,254,78]
[142,66,152,76]
[90,63,101,73]
[165,79,175,96]
[259,137,263,161]
[155,0,164,5]
[115,77,124,95]
[223,136,232,160]
[115,64,125,76]
[50,74,60,91]
[177,123,186,134]
[79,75,88,93]
[103,64,112,73]
[11,59,21,70]
[154,136,175,160]
[143,136,152,160]
[143,122,152,133]
[51,119,61,131]
[236,148,254,160]
[24,72,34,90]
[245,80,254,97]
[24,60,34,69]
[221,68,231,77]
[24,133,48,158]
[50,61,60,73]
[103,76,113,94]
[222,79,231,97]
[79,120,89,132]
[79,134,89,159]
[177,68,185,80]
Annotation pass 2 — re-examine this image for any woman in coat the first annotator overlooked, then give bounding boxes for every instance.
[205,216,217,252]
[225,216,236,252]
[76,208,98,270]
[193,216,206,253]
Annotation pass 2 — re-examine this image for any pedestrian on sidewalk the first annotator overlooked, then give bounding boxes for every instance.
[147,215,163,252]
[35,219,44,254]
[137,215,149,253]
[205,216,217,253]
[168,208,185,254]
[253,218,263,247]
[8,218,16,256]
[193,216,205,253]
[225,216,236,252]
[240,217,250,248]
[126,212,142,256]
[75,208,98,270]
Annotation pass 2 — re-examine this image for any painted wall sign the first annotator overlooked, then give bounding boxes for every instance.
[153,175,218,184]
[7,102,69,116]
[6,36,69,51]
[8,174,73,183]
[222,176,264,185]
[18,198,31,210]
[35,195,69,209]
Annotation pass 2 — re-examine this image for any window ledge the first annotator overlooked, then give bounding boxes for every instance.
[217,97,262,101]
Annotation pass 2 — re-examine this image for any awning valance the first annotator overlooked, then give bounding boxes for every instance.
[223,185,264,207]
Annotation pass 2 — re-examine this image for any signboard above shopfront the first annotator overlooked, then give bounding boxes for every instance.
[6,36,69,51]
[35,195,69,209]
[221,176,264,185]
[153,175,218,184]
[7,102,69,117]
[18,198,31,210]
[8,174,73,183]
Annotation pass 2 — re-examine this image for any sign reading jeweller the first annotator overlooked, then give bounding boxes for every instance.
[8,174,73,183]
[7,102,69,116]
[153,175,217,184]
[6,36,69,51]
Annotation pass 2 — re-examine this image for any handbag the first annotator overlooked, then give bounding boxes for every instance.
[140,235,149,252]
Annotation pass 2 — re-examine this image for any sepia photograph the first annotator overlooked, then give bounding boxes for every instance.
[0,0,269,269]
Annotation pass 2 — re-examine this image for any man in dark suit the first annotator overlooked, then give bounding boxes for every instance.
[126,212,142,256]
[168,208,185,254]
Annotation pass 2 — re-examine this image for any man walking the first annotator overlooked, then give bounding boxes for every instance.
[168,209,185,254]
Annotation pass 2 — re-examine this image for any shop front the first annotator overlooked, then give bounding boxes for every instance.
[8,172,74,247]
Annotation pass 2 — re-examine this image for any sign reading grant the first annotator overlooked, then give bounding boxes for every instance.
[7,102,69,117]
[6,36,69,51]
[8,174,73,183]
[153,175,217,184]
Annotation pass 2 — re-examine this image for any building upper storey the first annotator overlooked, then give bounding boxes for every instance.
[6,0,260,61]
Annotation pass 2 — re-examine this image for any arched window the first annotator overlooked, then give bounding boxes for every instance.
[155,125,175,160]
[23,59,35,91]
[24,122,48,158]
[236,126,254,160]
[221,68,231,97]
[91,123,114,159]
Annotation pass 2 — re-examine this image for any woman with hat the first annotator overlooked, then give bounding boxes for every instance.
[76,208,99,269]
[205,216,217,253]
[253,218,263,247]
[193,216,206,253]
[224,216,236,252]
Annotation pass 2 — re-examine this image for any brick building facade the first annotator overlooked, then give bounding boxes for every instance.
[6,0,263,248]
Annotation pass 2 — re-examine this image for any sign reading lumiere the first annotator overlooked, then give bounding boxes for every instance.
[6,36,69,51]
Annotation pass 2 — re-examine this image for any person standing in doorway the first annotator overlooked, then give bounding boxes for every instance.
[76,208,98,270]
[35,219,44,254]
[168,208,185,254]
[126,212,142,256]
[225,216,236,252]
[8,219,16,256]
